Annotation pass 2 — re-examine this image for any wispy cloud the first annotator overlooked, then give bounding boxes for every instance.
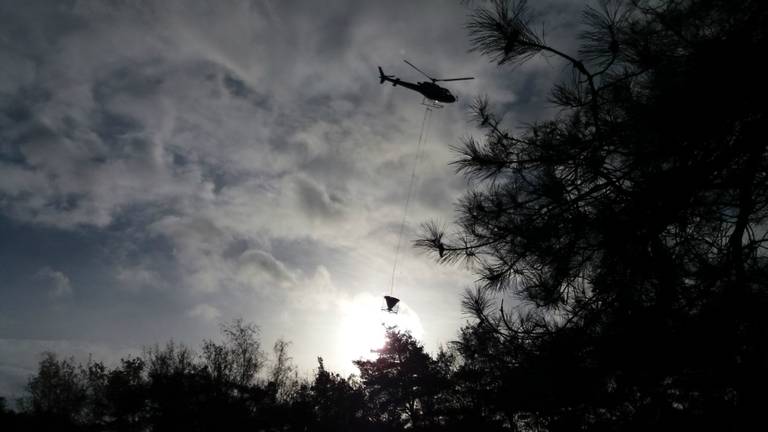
[35,267,73,298]
[187,303,222,322]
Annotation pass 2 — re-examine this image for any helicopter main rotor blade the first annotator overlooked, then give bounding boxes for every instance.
[403,59,435,81]
[435,77,475,82]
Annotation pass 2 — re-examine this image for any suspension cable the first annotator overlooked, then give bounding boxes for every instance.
[389,105,433,296]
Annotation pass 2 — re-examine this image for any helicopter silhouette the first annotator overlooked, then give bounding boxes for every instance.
[378,60,474,104]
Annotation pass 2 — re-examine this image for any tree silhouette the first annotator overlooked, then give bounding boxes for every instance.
[354,328,447,430]
[268,338,297,402]
[22,352,88,429]
[418,0,768,429]
[219,318,265,388]
[2,320,348,431]
[310,357,366,431]
[100,357,149,431]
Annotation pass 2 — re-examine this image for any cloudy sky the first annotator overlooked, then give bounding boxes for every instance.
[0,0,583,396]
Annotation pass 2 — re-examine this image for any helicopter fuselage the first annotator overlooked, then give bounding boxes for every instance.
[380,76,457,103]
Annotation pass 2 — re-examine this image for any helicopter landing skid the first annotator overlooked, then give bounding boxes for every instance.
[421,98,444,109]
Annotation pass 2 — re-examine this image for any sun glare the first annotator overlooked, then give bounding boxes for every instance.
[336,293,424,371]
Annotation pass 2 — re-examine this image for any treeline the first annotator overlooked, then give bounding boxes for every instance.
[0,319,513,431]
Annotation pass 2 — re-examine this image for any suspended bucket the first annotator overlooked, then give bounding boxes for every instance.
[382,295,400,314]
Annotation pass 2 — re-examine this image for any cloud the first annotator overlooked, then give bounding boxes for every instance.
[35,267,73,298]
[238,249,296,287]
[293,175,345,220]
[187,303,222,322]
[0,0,579,392]
[286,265,338,311]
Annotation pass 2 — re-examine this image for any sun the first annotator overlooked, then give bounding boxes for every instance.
[336,293,425,370]
[337,295,388,364]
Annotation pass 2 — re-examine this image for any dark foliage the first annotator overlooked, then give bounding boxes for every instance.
[354,328,450,430]
[0,325,457,432]
[417,0,768,429]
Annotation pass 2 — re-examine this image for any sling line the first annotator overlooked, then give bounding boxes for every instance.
[389,105,433,295]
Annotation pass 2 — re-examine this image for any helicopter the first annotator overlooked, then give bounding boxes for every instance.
[378,60,474,104]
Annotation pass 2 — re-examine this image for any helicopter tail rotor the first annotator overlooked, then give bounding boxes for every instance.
[378,66,396,84]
